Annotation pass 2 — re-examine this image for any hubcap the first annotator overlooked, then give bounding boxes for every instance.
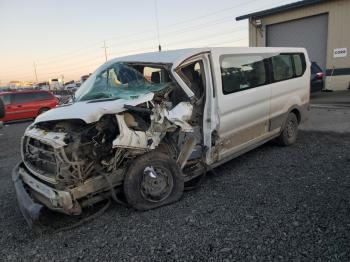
[286,119,296,138]
[141,166,174,202]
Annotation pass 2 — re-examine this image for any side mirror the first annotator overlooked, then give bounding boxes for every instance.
[0,97,5,118]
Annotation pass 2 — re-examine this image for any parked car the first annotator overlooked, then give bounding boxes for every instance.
[33,82,50,90]
[64,80,77,90]
[311,62,324,92]
[0,90,58,122]
[0,96,4,128]
[12,47,310,226]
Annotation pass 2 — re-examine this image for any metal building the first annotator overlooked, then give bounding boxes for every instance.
[236,0,350,91]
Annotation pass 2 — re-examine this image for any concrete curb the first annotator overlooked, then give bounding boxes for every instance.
[311,104,350,110]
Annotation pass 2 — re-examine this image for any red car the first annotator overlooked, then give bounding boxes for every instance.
[0,90,58,122]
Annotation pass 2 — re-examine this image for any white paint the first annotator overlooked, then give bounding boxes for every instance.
[210,47,310,160]
[166,102,193,132]
[333,48,347,58]
[34,93,154,124]
[113,114,162,150]
[25,126,67,148]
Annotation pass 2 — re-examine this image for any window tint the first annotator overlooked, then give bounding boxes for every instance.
[271,54,293,81]
[35,92,52,100]
[221,55,266,94]
[13,93,36,104]
[1,94,11,105]
[293,54,303,76]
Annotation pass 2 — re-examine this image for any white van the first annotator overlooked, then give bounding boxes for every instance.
[13,47,310,224]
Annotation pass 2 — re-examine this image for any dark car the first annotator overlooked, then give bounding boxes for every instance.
[311,62,324,92]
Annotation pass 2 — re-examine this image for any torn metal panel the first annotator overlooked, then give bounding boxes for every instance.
[177,136,197,169]
[113,114,162,150]
[24,126,67,148]
[166,102,194,132]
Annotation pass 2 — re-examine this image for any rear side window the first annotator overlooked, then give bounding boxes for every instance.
[293,54,303,76]
[271,53,306,81]
[271,54,293,81]
[1,94,11,105]
[221,54,267,94]
[35,92,52,100]
[13,93,36,104]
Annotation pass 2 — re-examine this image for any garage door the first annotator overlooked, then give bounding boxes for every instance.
[267,14,328,70]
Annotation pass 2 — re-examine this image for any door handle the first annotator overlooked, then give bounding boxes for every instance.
[17,105,22,108]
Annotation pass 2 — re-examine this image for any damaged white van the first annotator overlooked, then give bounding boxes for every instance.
[12,47,310,225]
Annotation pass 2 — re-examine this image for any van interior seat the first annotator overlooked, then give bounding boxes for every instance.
[151,72,160,83]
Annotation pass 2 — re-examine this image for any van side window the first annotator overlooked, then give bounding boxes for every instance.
[180,61,205,98]
[1,94,11,105]
[271,54,293,81]
[221,55,267,94]
[35,92,51,100]
[13,93,35,104]
[292,54,306,77]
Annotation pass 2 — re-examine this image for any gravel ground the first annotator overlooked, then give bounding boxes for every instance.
[0,122,350,261]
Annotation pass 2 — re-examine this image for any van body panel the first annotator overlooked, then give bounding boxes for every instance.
[12,47,311,224]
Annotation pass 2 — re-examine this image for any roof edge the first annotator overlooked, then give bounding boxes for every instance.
[236,0,327,21]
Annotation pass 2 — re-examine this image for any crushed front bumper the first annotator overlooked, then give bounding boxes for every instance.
[12,162,79,226]
[12,163,44,227]
[12,162,124,226]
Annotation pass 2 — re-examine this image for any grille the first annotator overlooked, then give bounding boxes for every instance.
[22,136,57,182]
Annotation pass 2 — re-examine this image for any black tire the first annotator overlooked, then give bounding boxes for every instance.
[123,151,184,210]
[0,97,5,119]
[38,108,50,115]
[276,112,299,146]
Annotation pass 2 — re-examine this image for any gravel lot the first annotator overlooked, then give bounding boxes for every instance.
[0,118,350,261]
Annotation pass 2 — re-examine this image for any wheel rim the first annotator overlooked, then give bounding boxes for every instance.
[141,166,174,202]
[286,118,297,138]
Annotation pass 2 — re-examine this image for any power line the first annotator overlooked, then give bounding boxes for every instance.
[3,0,292,82]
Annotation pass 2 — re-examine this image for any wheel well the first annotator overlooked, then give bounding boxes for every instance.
[290,108,301,124]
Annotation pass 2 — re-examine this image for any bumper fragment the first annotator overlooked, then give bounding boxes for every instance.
[12,163,43,227]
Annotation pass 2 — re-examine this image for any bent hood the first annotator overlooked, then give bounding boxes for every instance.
[35,93,154,124]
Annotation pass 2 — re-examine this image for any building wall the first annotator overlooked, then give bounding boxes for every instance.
[249,0,350,90]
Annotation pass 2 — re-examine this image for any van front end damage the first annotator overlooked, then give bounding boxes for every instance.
[12,57,213,226]
[13,98,200,225]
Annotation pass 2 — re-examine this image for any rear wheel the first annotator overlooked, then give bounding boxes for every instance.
[123,151,184,210]
[276,112,299,146]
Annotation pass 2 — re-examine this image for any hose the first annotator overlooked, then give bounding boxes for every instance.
[52,198,111,233]
[100,172,127,206]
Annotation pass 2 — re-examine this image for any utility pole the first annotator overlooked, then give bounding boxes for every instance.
[102,40,109,62]
[61,75,64,89]
[33,62,38,82]
[154,0,161,51]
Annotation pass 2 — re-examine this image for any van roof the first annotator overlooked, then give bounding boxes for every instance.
[108,47,307,68]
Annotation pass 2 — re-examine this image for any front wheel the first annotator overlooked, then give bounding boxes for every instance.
[123,151,184,210]
[276,112,299,146]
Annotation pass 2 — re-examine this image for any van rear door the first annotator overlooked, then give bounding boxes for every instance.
[268,52,309,130]
[211,50,271,161]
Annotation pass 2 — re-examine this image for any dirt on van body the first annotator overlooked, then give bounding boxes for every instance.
[1,122,350,261]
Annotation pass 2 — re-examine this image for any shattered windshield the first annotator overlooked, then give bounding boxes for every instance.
[75,62,172,102]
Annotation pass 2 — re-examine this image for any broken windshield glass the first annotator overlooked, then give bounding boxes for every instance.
[75,62,172,101]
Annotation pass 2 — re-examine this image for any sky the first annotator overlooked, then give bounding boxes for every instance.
[0,0,296,84]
